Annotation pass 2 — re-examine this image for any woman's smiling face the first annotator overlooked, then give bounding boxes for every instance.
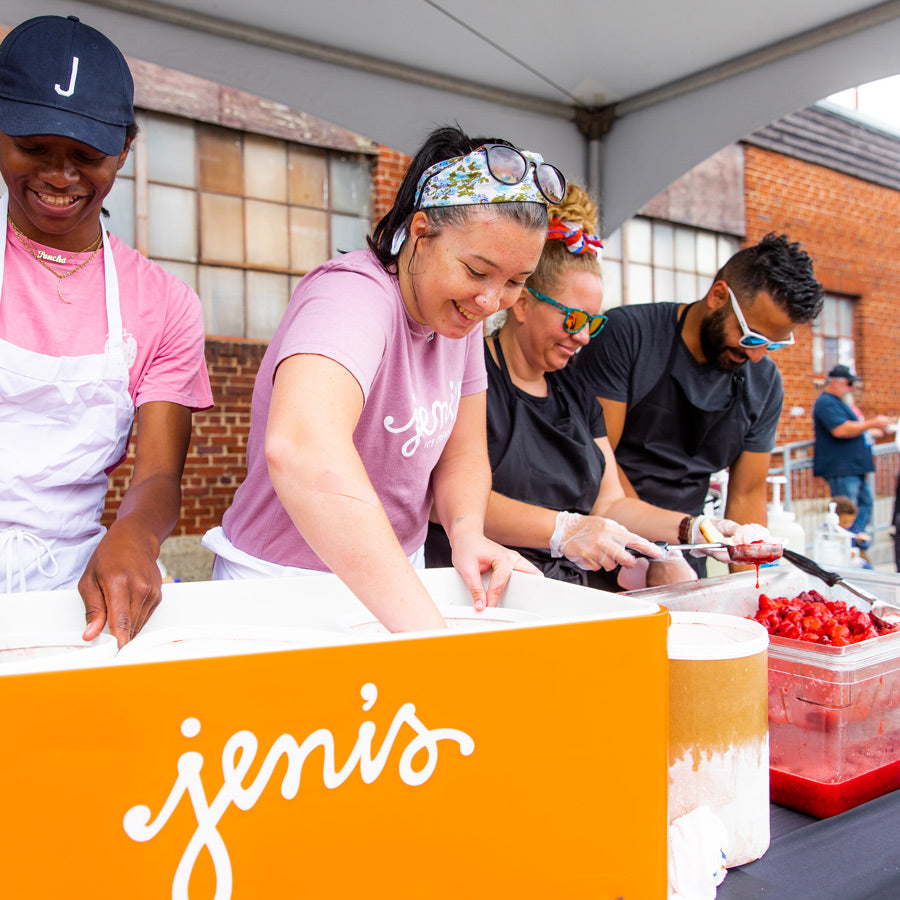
[519,268,604,372]
[400,207,547,339]
[0,131,131,251]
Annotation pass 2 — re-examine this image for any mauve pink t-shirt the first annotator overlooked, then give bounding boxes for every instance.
[0,224,212,413]
[222,249,487,569]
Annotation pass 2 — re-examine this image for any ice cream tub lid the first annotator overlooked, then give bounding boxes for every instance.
[0,631,118,675]
[668,611,769,660]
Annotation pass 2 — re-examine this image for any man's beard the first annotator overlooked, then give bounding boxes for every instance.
[699,306,750,373]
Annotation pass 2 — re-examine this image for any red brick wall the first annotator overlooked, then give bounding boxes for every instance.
[102,339,264,536]
[743,144,900,447]
[372,144,411,223]
[102,148,410,535]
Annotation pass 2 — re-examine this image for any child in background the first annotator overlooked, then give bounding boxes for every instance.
[832,495,873,568]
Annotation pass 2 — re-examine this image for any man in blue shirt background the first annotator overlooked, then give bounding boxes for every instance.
[813,364,891,542]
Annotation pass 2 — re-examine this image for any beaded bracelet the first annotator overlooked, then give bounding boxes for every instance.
[678,515,694,545]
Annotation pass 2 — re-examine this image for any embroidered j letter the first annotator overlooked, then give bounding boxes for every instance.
[54,57,79,97]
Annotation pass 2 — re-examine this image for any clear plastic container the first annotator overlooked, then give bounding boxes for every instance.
[630,566,900,817]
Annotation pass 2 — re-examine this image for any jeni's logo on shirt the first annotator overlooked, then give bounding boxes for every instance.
[122,683,475,900]
[383,379,463,457]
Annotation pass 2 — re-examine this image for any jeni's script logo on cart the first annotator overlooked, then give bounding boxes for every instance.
[122,683,475,900]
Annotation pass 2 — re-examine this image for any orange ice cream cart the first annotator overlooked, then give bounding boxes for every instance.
[0,569,669,898]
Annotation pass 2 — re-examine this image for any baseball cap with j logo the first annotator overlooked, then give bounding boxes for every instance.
[0,14,134,156]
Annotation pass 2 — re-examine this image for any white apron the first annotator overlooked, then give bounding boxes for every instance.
[202,525,426,580]
[0,193,134,592]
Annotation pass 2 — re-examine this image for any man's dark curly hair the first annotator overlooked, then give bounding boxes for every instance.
[716,232,824,324]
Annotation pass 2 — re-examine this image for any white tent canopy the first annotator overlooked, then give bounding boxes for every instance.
[5,0,900,232]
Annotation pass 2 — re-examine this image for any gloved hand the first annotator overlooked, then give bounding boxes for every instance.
[689,517,775,562]
[687,516,737,561]
[550,511,662,572]
[646,549,700,587]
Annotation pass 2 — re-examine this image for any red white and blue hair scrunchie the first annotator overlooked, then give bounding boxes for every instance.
[548,216,603,259]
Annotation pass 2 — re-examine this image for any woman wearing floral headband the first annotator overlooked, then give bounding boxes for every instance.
[427,183,748,589]
[204,126,562,630]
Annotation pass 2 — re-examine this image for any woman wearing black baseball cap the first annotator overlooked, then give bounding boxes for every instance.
[0,16,212,646]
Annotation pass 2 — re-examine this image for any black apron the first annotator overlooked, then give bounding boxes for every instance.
[614,306,751,577]
[425,338,607,586]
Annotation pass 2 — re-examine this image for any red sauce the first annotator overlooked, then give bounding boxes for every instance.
[728,540,782,587]
[771,760,900,818]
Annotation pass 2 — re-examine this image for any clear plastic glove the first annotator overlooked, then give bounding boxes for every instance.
[689,517,775,563]
[646,549,700,587]
[550,511,662,572]
[688,516,739,561]
[731,522,774,545]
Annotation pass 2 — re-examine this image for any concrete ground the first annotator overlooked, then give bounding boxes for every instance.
[159,534,214,583]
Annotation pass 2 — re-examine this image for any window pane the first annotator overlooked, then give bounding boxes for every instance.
[244,134,288,202]
[625,218,652,265]
[626,262,653,303]
[674,227,696,271]
[246,271,290,339]
[290,207,329,272]
[146,115,196,187]
[119,141,134,178]
[812,334,824,374]
[601,259,623,309]
[199,266,245,337]
[331,214,370,256]
[148,184,197,261]
[105,176,135,247]
[717,234,739,268]
[245,200,289,268]
[652,221,674,268]
[603,226,622,261]
[838,337,856,368]
[675,271,698,301]
[330,154,371,217]
[696,231,718,276]
[289,145,327,208]
[823,336,839,374]
[838,297,854,333]
[653,267,675,302]
[154,260,198,293]
[200,193,245,264]
[199,125,243,195]
[822,296,838,333]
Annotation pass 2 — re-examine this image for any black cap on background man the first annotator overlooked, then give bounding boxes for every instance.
[827,364,859,385]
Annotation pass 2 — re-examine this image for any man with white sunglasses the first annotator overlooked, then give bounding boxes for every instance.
[566,233,823,577]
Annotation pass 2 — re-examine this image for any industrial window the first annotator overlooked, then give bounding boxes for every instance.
[103,111,373,339]
[601,216,740,309]
[812,293,857,377]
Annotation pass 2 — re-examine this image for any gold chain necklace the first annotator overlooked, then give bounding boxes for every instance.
[7,216,103,303]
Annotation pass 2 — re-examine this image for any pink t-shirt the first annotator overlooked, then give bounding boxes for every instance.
[0,224,213,413]
[222,249,488,569]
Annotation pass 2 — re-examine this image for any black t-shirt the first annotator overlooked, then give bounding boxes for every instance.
[566,301,783,461]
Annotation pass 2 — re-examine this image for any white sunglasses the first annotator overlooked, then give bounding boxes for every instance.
[727,286,794,351]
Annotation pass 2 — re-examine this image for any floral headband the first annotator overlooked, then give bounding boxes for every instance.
[391,144,566,255]
[548,216,603,259]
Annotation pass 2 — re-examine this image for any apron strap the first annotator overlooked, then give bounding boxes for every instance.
[0,527,60,593]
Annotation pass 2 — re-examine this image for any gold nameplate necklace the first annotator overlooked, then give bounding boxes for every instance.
[7,216,103,303]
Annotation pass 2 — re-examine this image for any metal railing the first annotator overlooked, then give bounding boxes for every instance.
[767,439,898,562]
